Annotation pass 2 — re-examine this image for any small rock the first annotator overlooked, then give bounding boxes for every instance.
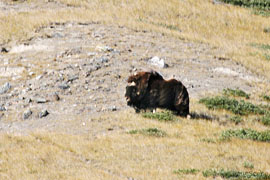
[52,32,64,38]
[87,52,96,56]
[3,59,9,65]
[25,98,32,104]
[148,56,168,68]
[85,71,91,77]
[115,74,121,79]
[0,82,11,94]
[34,98,47,103]
[0,105,6,111]
[52,93,60,101]
[96,45,114,52]
[96,57,109,64]
[1,47,8,53]
[39,109,49,118]
[23,109,32,120]
[22,87,32,94]
[36,75,43,80]
[111,106,117,111]
[29,72,35,76]
[67,75,79,83]
[58,84,70,90]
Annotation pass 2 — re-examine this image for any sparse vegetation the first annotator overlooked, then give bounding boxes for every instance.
[174,168,200,175]
[203,169,270,179]
[264,53,270,61]
[229,115,243,124]
[199,96,265,115]
[142,111,177,122]
[251,43,270,50]
[263,94,270,101]
[128,128,167,137]
[220,0,270,11]
[221,128,270,142]
[250,43,270,61]
[201,138,216,143]
[244,161,254,169]
[223,88,250,99]
[261,114,270,126]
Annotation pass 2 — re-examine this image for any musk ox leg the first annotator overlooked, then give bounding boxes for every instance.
[135,108,140,113]
[176,106,189,117]
[150,108,156,113]
[175,89,189,117]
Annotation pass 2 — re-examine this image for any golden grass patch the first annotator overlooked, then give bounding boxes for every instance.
[1,110,270,179]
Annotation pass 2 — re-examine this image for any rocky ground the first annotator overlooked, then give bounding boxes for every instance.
[0,2,266,134]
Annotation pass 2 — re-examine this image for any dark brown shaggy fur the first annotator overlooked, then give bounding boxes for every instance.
[125,71,189,117]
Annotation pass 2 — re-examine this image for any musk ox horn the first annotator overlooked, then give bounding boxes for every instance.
[128,81,136,86]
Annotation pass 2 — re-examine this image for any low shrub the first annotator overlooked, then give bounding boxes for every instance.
[220,0,270,11]
[203,169,270,179]
[221,128,270,142]
[199,96,265,115]
[229,115,243,124]
[263,95,270,101]
[201,138,216,143]
[244,161,254,169]
[142,110,177,121]
[174,168,200,175]
[128,128,167,137]
[261,114,270,126]
[251,43,270,50]
[223,88,250,99]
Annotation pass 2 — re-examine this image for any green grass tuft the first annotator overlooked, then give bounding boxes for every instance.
[221,128,270,142]
[264,53,270,61]
[229,115,243,124]
[263,95,270,101]
[261,114,270,126]
[174,168,200,175]
[199,96,265,115]
[244,161,254,169]
[203,169,270,179]
[223,88,250,99]
[142,111,177,121]
[251,43,270,50]
[128,128,167,137]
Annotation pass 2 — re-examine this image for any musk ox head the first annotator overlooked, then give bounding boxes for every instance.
[125,81,138,106]
[125,71,163,106]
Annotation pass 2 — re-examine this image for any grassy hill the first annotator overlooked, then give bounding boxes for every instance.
[1,0,270,179]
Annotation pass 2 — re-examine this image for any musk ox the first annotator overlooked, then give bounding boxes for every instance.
[125,71,189,117]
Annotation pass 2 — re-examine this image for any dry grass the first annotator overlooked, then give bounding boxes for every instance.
[1,0,270,77]
[1,109,270,179]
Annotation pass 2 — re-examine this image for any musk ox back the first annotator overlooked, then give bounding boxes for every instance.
[125,71,189,117]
